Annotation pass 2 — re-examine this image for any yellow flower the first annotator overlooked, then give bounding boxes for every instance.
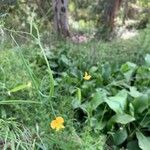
[50,117,65,131]
[83,72,91,80]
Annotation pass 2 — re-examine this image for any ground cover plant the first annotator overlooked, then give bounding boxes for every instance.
[0,28,150,149]
[1,0,150,149]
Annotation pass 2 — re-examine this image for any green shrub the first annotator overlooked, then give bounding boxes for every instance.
[72,54,150,149]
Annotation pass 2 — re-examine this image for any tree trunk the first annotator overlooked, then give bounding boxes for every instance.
[101,0,122,31]
[52,0,70,37]
[96,0,122,40]
[122,0,129,25]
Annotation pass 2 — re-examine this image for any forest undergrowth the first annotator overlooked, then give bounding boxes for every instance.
[0,24,150,149]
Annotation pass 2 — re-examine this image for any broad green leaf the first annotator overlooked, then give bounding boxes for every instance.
[90,88,107,110]
[60,54,70,66]
[112,127,128,145]
[109,114,135,125]
[89,66,98,73]
[140,115,150,128]
[70,68,82,78]
[72,98,81,109]
[127,140,141,150]
[145,54,150,66]
[136,131,150,150]
[106,90,128,114]
[90,117,106,130]
[121,62,137,82]
[114,114,135,124]
[136,66,150,87]
[129,87,142,98]
[79,103,90,116]
[132,93,149,113]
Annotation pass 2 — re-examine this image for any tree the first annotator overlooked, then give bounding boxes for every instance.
[96,0,122,39]
[52,0,70,37]
[122,0,129,25]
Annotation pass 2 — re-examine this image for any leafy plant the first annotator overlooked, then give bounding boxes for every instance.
[72,54,150,149]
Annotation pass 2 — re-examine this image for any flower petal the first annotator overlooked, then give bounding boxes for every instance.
[61,124,65,129]
[83,75,91,80]
[50,120,56,129]
[83,72,91,80]
[85,72,88,76]
[56,124,65,131]
[56,117,64,124]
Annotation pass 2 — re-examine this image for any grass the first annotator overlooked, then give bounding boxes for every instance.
[0,24,150,149]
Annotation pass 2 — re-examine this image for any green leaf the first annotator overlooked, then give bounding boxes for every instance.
[140,115,150,128]
[113,114,135,124]
[112,127,128,145]
[127,140,141,150]
[129,103,134,116]
[72,88,82,109]
[136,66,150,87]
[132,93,149,113]
[8,82,31,94]
[121,62,137,82]
[90,117,106,130]
[60,54,70,66]
[90,88,107,110]
[145,54,150,66]
[89,66,98,73]
[136,131,150,150]
[105,90,128,114]
[109,114,135,125]
[129,87,142,98]
[72,99,80,109]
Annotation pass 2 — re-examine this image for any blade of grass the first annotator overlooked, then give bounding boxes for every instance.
[10,25,55,116]
[0,100,41,105]
[10,34,39,94]
[34,24,54,98]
